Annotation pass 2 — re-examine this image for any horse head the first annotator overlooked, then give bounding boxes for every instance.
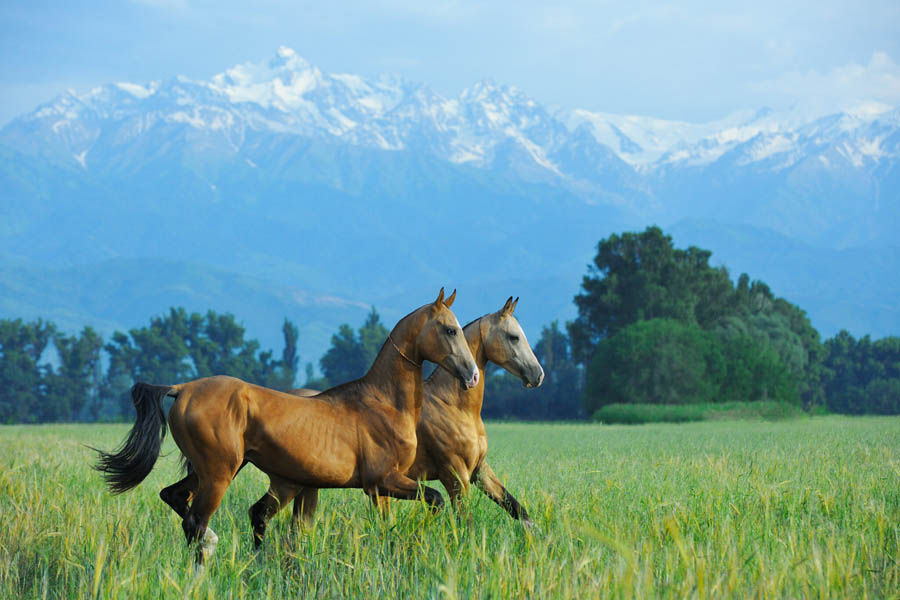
[480,297,544,388]
[413,288,479,389]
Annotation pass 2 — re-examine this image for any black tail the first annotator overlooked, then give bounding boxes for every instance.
[93,382,174,494]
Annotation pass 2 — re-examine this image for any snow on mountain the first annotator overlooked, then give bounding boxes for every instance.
[5,47,900,190]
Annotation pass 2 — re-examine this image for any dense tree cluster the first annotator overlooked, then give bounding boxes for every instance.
[2,227,898,423]
[0,310,298,423]
[823,331,900,414]
[571,226,892,417]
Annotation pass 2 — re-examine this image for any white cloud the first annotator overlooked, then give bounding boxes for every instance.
[750,51,900,108]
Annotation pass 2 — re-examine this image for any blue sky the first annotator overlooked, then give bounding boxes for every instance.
[2,0,900,125]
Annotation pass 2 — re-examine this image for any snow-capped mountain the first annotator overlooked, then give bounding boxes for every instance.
[8,46,898,226]
[1,47,899,356]
[9,46,898,181]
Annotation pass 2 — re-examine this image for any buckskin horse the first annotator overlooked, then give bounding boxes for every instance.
[249,296,544,545]
[94,288,478,566]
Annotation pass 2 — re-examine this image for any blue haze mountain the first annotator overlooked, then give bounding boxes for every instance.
[1,48,897,361]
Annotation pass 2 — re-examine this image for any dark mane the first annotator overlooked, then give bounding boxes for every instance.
[461,314,488,331]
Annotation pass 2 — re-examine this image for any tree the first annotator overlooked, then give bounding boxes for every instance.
[568,226,733,363]
[319,308,388,388]
[0,319,54,423]
[279,318,300,389]
[583,319,724,413]
[582,318,800,415]
[570,227,824,409]
[822,331,900,414]
[46,326,102,421]
[358,308,389,369]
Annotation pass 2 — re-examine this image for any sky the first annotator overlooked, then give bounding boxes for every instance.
[2,0,900,126]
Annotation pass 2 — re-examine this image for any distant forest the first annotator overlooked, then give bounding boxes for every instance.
[1,226,898,423]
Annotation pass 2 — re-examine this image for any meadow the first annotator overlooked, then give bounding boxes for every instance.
[1,417,899,599]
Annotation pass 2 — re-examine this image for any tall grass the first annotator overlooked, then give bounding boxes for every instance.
[1,417,899,598]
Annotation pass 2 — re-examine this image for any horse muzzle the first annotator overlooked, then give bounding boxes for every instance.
[523,366,545,389]
[462,367,479,389]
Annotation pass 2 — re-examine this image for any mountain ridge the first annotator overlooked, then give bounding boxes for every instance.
[1,47,898,362]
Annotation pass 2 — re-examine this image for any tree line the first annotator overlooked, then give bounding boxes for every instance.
[1,226,898,423]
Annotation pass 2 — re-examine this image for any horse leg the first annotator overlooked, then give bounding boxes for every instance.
[290,487,320,529]
[182,476,231,568]
[369,471,444,512]
[249,477,299,548]
[159,470,197,519]
[438,465,471,506]
[367,491,391,518]
[473,461,532,524]
[439,466,473,525]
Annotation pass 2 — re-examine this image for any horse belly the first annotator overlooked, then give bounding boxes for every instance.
[248,419,360,488]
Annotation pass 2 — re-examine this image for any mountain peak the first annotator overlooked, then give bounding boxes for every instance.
[267,46,312,72]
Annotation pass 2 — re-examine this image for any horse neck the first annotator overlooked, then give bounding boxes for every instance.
[362,312,425,416]
[428,317,487,414]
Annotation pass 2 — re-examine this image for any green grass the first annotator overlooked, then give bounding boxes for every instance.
[1,417,899,598]
[593,401,806,424]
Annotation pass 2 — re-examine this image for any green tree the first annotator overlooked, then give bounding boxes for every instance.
[279,318,300,389]
[0,318,54,423]
[583,318,800,414]
[358,308,389,368]
[319,308,389,388]
[46,326,102,421]
[568,226,734,362]
[823,331,900,414]
[583,319,724,413]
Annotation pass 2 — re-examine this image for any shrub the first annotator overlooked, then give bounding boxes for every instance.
[592,401,805,425]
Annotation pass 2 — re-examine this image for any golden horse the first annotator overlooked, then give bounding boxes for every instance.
[94,288,478,565]
[249,296,544,545]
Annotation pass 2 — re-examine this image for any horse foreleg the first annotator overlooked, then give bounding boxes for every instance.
[369,471,444,512]
[367,492,391,518]
[249,478,299,548]
[439,466,472,524]
[438,465,471,505]
[473,461,532,524]
[290,487,320,529]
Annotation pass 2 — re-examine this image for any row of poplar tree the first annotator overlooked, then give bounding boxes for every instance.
[1,226,898,423]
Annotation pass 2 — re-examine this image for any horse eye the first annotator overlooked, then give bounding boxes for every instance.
[445,327,456,336]
[509,335,520,343]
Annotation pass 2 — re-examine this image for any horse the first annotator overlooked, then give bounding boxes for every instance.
[248,296,544,545]
[93,288,478,566]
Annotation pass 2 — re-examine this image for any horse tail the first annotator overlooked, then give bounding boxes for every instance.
[94,382,175,494]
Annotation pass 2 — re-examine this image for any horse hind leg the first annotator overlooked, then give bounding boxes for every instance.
[183,477,231,567]
[160,469,198,519]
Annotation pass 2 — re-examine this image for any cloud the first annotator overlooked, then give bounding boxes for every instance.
[750,51,900,107]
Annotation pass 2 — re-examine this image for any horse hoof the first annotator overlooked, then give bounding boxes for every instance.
[523,519,540,534]
[200,527,219,561]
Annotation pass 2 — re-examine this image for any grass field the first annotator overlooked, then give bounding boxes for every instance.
[2,417,899,599]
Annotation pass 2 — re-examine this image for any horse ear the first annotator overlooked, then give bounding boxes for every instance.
[433,287,445,309]
[511,297,519,314]
[444,288,456,308]
[499,296,514,318]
